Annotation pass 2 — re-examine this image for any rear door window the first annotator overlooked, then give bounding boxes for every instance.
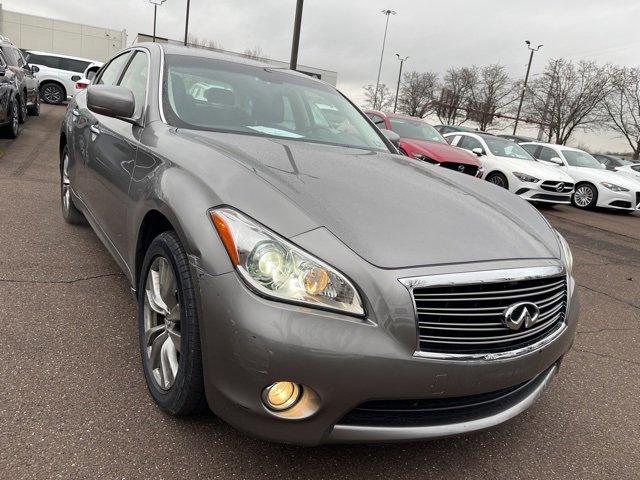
[59,58,91,73]
[458,135,483,152]
[537,146,558,161]
[521,144,540,158]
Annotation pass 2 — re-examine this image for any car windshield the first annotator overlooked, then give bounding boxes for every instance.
[163,54,389,151]
[483,137,534,160]
[389,118,445,143]
[563,150,604,168]
[616,158,635,166]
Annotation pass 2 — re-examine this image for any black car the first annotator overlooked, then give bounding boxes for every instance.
[593,154,638,171]
[0,37,40,122]
[497,134,536,144]
[0,48,21,138]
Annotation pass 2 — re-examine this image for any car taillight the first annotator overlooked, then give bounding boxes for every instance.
[75,82,88,90]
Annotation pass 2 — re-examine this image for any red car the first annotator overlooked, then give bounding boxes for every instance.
[364,110,483,178]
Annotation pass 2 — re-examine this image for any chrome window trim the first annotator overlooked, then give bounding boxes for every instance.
[399,265,569,361]
[158,43,167,124]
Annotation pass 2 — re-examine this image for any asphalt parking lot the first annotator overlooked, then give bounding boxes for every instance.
[1,105,638,480]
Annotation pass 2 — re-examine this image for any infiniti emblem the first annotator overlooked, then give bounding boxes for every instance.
[458,165,465,172]
[502,302,540,331]
[556,182,564,192]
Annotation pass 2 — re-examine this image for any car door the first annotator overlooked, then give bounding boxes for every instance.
[79,50,143,263]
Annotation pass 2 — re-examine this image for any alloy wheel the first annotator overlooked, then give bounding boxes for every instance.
[42,85,63,104]
[143,257,181,390]
[488,174,507,188]
[11,102,18,136]
[574,185,594,208]
[61,153,71,213]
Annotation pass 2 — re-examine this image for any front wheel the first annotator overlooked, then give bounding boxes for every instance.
[1,100,19,139]
[486,172,509,189]
[40,83,65,105]
[60,146,85,224]
[138,231,206,416]
[572,183,598,209]
[17,95,27,124]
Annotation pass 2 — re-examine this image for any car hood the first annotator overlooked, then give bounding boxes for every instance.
[182,131,561,269]
[565,166,640,190]
[401,139,480,165]
[496,157,574,182]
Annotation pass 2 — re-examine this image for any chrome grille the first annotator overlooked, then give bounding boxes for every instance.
[411,274,567,354]
[541,181,574,193]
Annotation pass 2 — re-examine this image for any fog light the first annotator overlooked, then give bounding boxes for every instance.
[263,381,301,411]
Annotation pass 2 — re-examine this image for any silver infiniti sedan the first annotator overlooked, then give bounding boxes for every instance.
[60,43,579,445]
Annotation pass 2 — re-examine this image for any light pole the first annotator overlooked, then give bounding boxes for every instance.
[289,0,304,70]
[513,40,543,135]
[393,54,408,113]
[184,0,191,46]
[149,0,166,43]
[373,9,396,110]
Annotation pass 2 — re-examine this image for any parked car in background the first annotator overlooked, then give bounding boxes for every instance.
[73,61,104,94]
[444,132,575,205]
[60,43,578,445]
[0,48,22,138]
[0,36,40,120]
[498,134,536,144]
[521,143,640,211]
[23,50,96,104]
[594,154,640,183]
[365,110,483,177]
[434,124,478,135]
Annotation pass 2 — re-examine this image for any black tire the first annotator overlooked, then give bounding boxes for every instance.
[571,182,598,210]
[138,231,206,416]
[1,99,20,139]
[17,93,27,124]
[27,94,40,116]
[40,82,65,105]
[486,172,509,190]
[60,146,85,224]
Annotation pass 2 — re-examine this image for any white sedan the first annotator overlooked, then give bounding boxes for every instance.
[443,132,575,205]
[593,154,640,183]
[521,142,640,212]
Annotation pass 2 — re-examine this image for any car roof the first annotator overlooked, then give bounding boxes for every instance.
[154,42,322,86]
[520,141,586,153]
[25,50,98,63]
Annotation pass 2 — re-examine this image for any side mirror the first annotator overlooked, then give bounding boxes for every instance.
[380,129,401,149]
[30,65,40,73]
[472,147,484,157]
[87,85,135,119]
[549,157,563,166]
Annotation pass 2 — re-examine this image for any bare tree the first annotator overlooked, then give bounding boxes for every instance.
[243,46,265,61]
[396,71,439,118]
[467,64,517,131]
[602,66,640,159]
[527,59,610,145]
[362,83,394,111]
[187,34,223,50]
[435,67,477,126]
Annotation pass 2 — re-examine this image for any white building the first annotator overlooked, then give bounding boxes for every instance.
[135,33,338,87]
[0,4,126,61]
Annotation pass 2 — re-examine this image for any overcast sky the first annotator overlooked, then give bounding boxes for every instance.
[8,0,640,150]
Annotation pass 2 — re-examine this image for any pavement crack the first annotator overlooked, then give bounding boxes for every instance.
[577,283,640,310]
[575,348,640,367]
[0,273,124,285]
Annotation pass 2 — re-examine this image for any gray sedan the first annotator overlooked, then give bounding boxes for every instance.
[60,43,578,445]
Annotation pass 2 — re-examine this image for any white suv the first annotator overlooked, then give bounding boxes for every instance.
[23,51,98,104]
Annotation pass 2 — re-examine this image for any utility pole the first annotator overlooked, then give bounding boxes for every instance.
[149,0,167,43]
[373,9,396,110]
[393,54,408,113]
[290,0,304,70]
[183,0,191,46]
[513,40,543,135]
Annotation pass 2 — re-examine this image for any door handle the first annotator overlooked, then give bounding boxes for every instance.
[89,124,100,135]
[71,108,80,117]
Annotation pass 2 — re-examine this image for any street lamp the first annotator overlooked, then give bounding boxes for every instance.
[149,0,167,43]
[373,9,396,110]
[393,54,408,113]
[290,0,304,70]
[184,0,191,46]
[513,40,543,135]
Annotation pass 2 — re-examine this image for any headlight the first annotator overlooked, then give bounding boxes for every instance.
[513,172,540,183]
[413,153,437,164]
[210,208,364,316]
[600,182,629,192]
[476,165,485,177]
[556,231,573,275]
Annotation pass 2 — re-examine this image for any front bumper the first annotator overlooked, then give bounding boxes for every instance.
[596,187,640,211]
[515,183,572,204]
[195,267,578,445]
